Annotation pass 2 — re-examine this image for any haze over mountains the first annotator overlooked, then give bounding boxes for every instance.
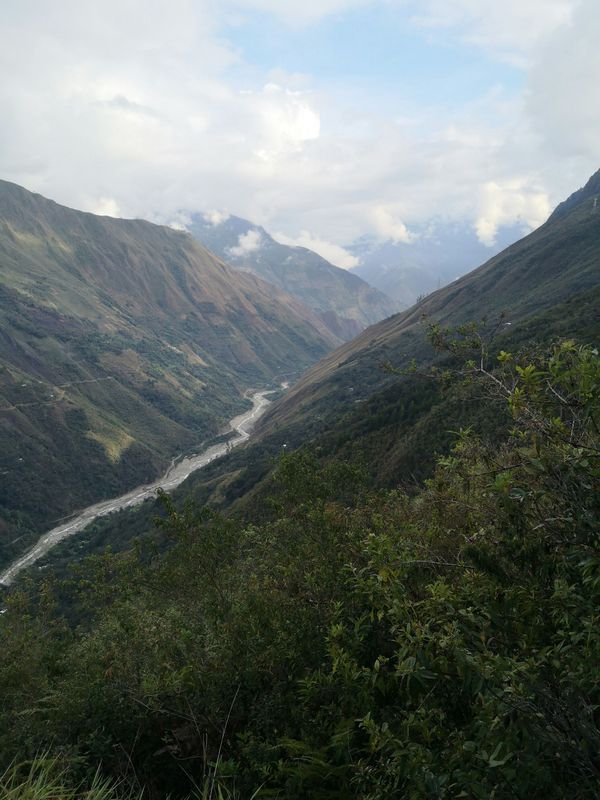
[349,221,525,308]
[184,207,531,315]
[184,212,399,340]
[260,168,600,445]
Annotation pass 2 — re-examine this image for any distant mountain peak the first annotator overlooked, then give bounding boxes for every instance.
[184,211,399,341]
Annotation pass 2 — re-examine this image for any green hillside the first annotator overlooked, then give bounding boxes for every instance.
[2,172,600,800]
[0,180,338,568]
[2,325,600,800]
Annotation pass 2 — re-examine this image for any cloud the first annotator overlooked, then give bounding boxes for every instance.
[229,229,263,257]
[250,83,321,161]
[526,0,600,163]
[370,207,416,244]
[92,197,121,217]
[168,212,192,231]
[409,0,574,65]
[274,230,359,269]
[475,180,550,246]
[203,209,230,226]
[229,0,372,27]
[0,0,597,258]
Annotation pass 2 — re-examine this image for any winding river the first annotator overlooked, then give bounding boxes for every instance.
[0,389,275,587]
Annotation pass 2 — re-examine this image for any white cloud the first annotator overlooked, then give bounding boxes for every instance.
[274,230,359,269]
[370,207,416,244]
[0,0,597,258]
[229,229,263,257]
[251,84,321,162]
[526,0,600,163]
[91,197,121,217]
[229,0,372,27]
[409,0,574,65]
[203,209,230,226]
[475,180,550,246]
[168,212,192,231]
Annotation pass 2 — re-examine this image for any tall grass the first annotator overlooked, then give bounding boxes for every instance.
[0,755,265,799]
[0,755,130,800]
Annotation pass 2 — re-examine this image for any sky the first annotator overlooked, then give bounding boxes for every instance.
[1,0,599,268]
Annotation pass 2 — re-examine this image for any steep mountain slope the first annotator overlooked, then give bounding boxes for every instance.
[258,168,600,438]
[0,180,338,567]
[349,222,522,307]
[184,213,399,340]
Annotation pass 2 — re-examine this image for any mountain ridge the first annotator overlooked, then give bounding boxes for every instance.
[184,211,399,340]
[548,168,600,222]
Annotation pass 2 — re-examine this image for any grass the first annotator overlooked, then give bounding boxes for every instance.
[0,755,266,800]
[0,756,127,800]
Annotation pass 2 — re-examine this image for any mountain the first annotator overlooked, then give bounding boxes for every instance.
[4,302,600,800]
[5,168,599,571]
[6,177,599,800]
[0,180,339,568]
[183,213,399,340]
[348,222,523,308]
[256,168,600,455]
[46,168,600,570]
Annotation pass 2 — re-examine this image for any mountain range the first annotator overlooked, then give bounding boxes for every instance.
[2,169,600,800]
[28,168,600,573]
[94,166,598,530]
[3,168,600,572]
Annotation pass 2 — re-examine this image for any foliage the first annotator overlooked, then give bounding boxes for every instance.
[1,340,600,798]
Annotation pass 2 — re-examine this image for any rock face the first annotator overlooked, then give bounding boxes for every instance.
[185,212,400,341]
[0,180,339,567]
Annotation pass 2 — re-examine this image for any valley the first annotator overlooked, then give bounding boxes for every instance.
[3,4,600,798]
[2,169,600,800]
[0,181,345,570]
[185,212,400,340]
[0,387,277,586]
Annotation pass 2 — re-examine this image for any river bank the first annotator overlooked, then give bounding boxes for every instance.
[0,389,275,587]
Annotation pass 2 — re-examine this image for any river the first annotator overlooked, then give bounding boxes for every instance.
[0,388,276,587]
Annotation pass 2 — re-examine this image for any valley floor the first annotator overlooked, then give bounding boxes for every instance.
[0,388,277,586]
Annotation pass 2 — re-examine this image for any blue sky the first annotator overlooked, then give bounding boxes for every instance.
[224,5,524,112]
[0,0,598,267]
